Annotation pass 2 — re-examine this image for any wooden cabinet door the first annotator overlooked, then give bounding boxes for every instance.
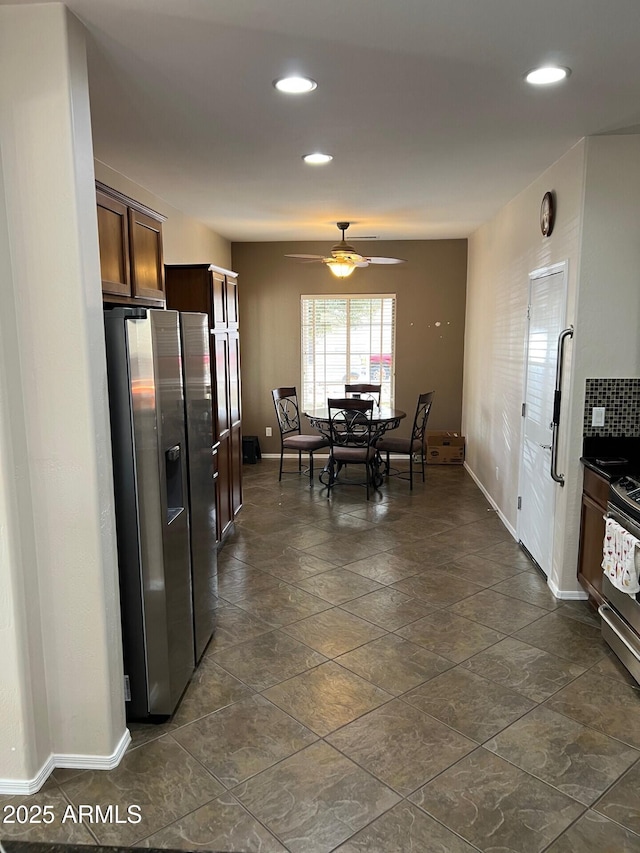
[227,332,242,517]
[216,436,233,540]
[231,425,243,517]
[97,190,131,297]
[228,332,241,426]
[577,489,606,605]
[213,333,230,438]
[226,276,239,329]
[211,271,227,330]
[129,208,165,302]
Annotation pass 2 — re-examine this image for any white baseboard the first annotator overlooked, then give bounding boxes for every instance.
[547,577,589,600]
[463,461,517,540]
[463,466,590,602]
[0,756,56,796]
[0,728,131,795]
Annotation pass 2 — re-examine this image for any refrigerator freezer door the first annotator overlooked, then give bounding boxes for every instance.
[145,310,194,712]
[105,308,194,719]
[180,312,218,660]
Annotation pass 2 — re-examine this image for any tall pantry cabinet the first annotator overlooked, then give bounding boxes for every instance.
[165,264,242,541]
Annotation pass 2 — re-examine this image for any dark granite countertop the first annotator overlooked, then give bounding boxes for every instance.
[580,457,627,480]
[581,436,640,480]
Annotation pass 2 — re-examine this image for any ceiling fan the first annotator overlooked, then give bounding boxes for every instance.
[285,222,406,279]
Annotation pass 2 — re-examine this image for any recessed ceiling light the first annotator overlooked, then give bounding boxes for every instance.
[303,153,333,165]
[525,66,571,85]
[273,75,317,94]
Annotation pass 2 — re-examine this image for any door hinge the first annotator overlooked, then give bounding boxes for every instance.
[522,403,526,417]
[517,496,522,510]
[526,305,531,320]
[124,675,131,702]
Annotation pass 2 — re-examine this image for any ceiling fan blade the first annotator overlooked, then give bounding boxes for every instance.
[285,253,324,260]
[354,260,369,267]
[365,256,406,265]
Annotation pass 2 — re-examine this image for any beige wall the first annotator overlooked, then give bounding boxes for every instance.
[0,7,231,792]
[232,239,467,454]
[0,4,127,790]
[559,134,640,593]
[464,134,640,597]
[464,141,586,540]
[94,161,232,268]
[464,141,586,597]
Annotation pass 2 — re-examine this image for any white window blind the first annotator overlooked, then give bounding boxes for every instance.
[301,294,396,411]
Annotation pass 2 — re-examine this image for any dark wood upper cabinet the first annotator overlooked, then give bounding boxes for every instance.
[96,190,130,297]
[211,271,227,330]
[129,208,165,302]
[96,181,166,305]
[226,277,239,329]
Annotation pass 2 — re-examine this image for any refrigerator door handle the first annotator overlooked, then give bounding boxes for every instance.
[166,444,181,462]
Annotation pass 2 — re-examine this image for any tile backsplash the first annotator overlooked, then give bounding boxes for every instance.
[583,378,640,437]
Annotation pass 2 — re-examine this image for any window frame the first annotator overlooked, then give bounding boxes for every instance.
[300,293,396,412]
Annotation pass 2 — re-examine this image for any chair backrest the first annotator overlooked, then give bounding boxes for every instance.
[272,387,301,437]
[411,391,435,444]
[344,383,381,406]
[327,398,374,448]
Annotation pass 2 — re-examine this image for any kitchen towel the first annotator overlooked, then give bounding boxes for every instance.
[602,516,640,595]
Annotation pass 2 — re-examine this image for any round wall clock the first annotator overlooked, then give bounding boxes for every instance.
[540,191,555,237]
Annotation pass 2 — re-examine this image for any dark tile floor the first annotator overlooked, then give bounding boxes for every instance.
[4,459,640,852]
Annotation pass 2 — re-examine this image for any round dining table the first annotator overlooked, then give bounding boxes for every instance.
[304,405,406,487]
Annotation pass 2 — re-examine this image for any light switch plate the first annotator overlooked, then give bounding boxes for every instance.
[591,407,605,427]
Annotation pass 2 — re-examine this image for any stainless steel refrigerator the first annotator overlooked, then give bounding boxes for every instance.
[179,312,218,662]
[104,307,195,720]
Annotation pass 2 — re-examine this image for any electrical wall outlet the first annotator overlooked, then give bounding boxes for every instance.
[265,426,272,437]
[591,407,605,427]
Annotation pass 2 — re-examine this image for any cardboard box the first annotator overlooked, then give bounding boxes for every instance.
[426,431,465,464]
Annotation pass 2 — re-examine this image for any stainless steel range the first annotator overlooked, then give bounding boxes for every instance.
[600,475,640,685]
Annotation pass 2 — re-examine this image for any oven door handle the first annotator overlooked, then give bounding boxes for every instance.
[605,504,640,539]
[550,326,573,486]
[599,604,640,663]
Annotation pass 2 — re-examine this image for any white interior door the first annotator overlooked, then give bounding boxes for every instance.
[518,263,567,576]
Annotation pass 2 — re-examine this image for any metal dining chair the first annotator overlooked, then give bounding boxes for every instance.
[344,383,382,406]
[271,387,329,484]
[376,391,434,489]
[327,397,378,499]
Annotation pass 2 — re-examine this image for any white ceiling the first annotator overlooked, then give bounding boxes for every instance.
[6,0,640,241]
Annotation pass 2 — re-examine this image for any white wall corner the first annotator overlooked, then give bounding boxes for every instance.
[0,728,131,796]
[546,576,589,601]
[0,2,125,787]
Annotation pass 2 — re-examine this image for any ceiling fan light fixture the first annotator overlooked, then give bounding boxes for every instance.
[303,152,333,165]
[284,222,405,276]
[273,75,317,94]
[325,258,356,278]
[525,65,571,85]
